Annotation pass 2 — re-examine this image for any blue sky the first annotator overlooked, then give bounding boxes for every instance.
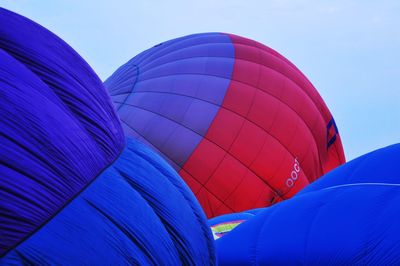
[2,0,399,160]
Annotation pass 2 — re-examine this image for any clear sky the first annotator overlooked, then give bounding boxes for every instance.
[2,0,399,160]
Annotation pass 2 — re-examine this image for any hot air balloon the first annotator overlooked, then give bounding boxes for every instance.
[0,8,214,265]
[216,144,400,265]
[105,32,346,217]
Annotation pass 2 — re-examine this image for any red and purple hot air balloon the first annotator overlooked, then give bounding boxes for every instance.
[105,33,346,218]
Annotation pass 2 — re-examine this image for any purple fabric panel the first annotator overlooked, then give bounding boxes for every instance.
[104,33,206,103]
[121,124,181,171]
[119,105,202,167]
[139,57,233,82]
[107,64,139,107]
[182,100,220,135]
[135,33,233,69]
[132,74,233,105]
[110,93,129,110]
[161,126,203,166]
[0,9,124,256]
[139,43,235,74]
[124,92,220,135]
[196,75,231,104]
[105,33,235,169]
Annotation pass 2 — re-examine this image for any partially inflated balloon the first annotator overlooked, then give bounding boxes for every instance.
[216,144,400,265]
[0,8,214,265]
[105,33,345,217]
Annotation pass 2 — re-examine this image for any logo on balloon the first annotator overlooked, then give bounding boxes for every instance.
[286,158,301,188]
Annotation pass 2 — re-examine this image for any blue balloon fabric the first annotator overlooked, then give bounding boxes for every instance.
[0,7,214,265]
[216,144,400,265]
[209,211,258,227]
[1,139,214,265]
[299,143,400,195]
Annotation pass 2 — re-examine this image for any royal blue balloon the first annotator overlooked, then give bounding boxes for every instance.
[216,144,400,265]
[2,139,215,265]
[0,8,214,264]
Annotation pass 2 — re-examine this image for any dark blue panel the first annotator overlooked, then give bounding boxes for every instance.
[0,8,215,264]
[0,7,124,255]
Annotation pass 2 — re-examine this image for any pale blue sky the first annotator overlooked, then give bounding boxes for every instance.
[2,0,399,160]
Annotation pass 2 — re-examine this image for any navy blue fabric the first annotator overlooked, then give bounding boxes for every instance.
[1,139,215,265]
[0,7,215,264]
[0,8,124,255]
[216,144,400,265]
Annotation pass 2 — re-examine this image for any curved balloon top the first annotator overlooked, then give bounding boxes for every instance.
[0,7,124,256]
[105,32,346,217]
[0,8,214,264]
[216,144,400,265]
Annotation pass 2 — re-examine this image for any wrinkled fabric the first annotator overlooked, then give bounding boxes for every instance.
[0,7,124,256]
[0,8,215,265]
[2,139,215,265]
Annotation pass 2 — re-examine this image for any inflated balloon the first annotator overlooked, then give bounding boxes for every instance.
[0,8,214,265]
[105,33,346,217]
[216,144,400,265]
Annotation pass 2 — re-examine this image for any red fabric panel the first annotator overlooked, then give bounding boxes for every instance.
[180,34,345,218]
[206,108,244,151]
[180,169,202,194]
[223,170,277,212]
[223,81,256,116]
[195,187,233,217]
[229,121,266,167]
[182,139,225,185]
[205,155,248,201]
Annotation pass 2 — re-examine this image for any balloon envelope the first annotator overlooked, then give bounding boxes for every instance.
[105,32,346,217]
[0,8,214,264]
[216,144,400,265]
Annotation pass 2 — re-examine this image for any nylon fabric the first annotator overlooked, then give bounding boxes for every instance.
[105,33,346,218]
[216,144,400,265]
